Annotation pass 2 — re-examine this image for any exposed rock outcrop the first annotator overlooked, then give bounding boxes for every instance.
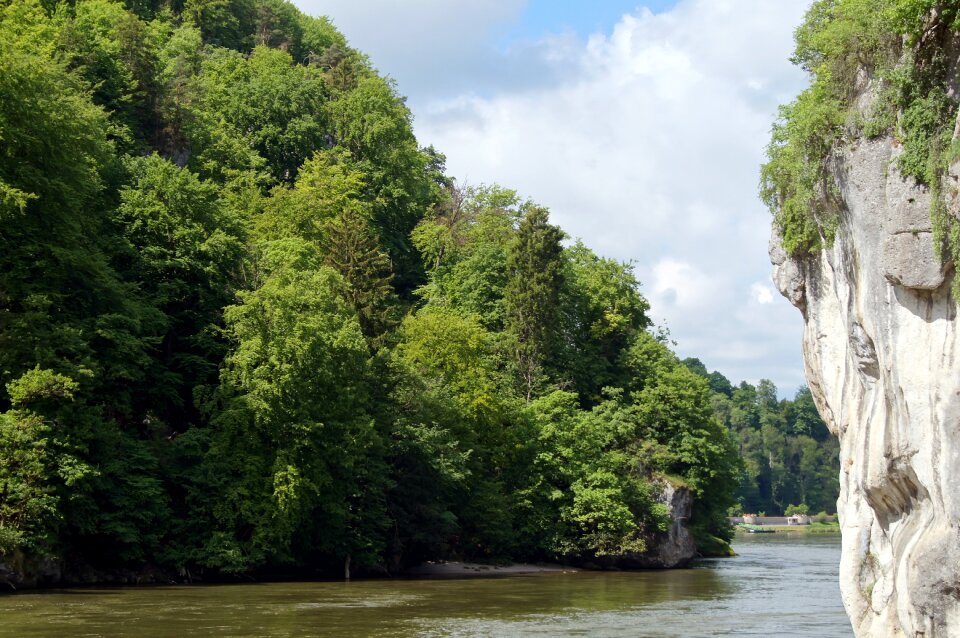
[770,133,960,636]
[598,480,696,569]
[640,481,696,568]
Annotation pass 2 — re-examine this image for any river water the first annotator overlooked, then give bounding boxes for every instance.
[0,534,852,637]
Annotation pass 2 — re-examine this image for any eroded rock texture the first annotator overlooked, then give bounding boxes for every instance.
[771,135,960,637]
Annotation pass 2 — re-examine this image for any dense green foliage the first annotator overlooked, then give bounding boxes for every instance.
[761,0,960,273]
[682,360,840,516]
[0,0,752,578]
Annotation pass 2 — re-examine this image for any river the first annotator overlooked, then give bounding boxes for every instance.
[0,533,851,637]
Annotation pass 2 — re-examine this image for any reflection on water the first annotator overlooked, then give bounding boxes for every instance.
[0,534,852,637]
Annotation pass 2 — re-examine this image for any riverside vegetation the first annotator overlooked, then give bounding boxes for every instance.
[0,0,838,583]
[679,370,840,519]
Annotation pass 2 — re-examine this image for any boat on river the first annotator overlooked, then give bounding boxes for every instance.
[738,523,776,534]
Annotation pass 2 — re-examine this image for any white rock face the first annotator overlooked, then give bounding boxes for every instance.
[770,136,960,637]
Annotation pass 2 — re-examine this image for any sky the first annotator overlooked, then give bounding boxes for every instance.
[293,0,813,396]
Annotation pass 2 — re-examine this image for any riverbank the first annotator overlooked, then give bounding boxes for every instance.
[735,523,840,535]
[0,563,579,591]
[403,561,577,578]
[0,560,610,592]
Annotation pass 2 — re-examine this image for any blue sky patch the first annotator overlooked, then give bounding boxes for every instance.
[496,0,680,47]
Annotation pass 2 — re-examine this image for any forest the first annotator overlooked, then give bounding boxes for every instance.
[681,364,840,517]
[0,0,837,581]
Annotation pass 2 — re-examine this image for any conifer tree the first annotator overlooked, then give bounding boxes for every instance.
[323,211,398,347]
[505,206,565,400]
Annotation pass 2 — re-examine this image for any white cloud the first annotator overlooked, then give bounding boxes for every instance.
[751,282,775,305]
[293,0,559,105]
[650,258,720,310]
[296,0,813,395]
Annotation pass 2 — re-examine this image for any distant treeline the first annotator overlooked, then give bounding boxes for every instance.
[0,0,747,580]
[681,361,840,516]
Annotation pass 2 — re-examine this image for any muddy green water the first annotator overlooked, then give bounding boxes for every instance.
[0,534,851,637]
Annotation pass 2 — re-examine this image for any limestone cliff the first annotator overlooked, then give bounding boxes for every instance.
[771,129,960,636]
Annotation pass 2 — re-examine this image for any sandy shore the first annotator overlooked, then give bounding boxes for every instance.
[403,561,577,578]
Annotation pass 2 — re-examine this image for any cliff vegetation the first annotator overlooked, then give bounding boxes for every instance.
[761,0,960,288]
